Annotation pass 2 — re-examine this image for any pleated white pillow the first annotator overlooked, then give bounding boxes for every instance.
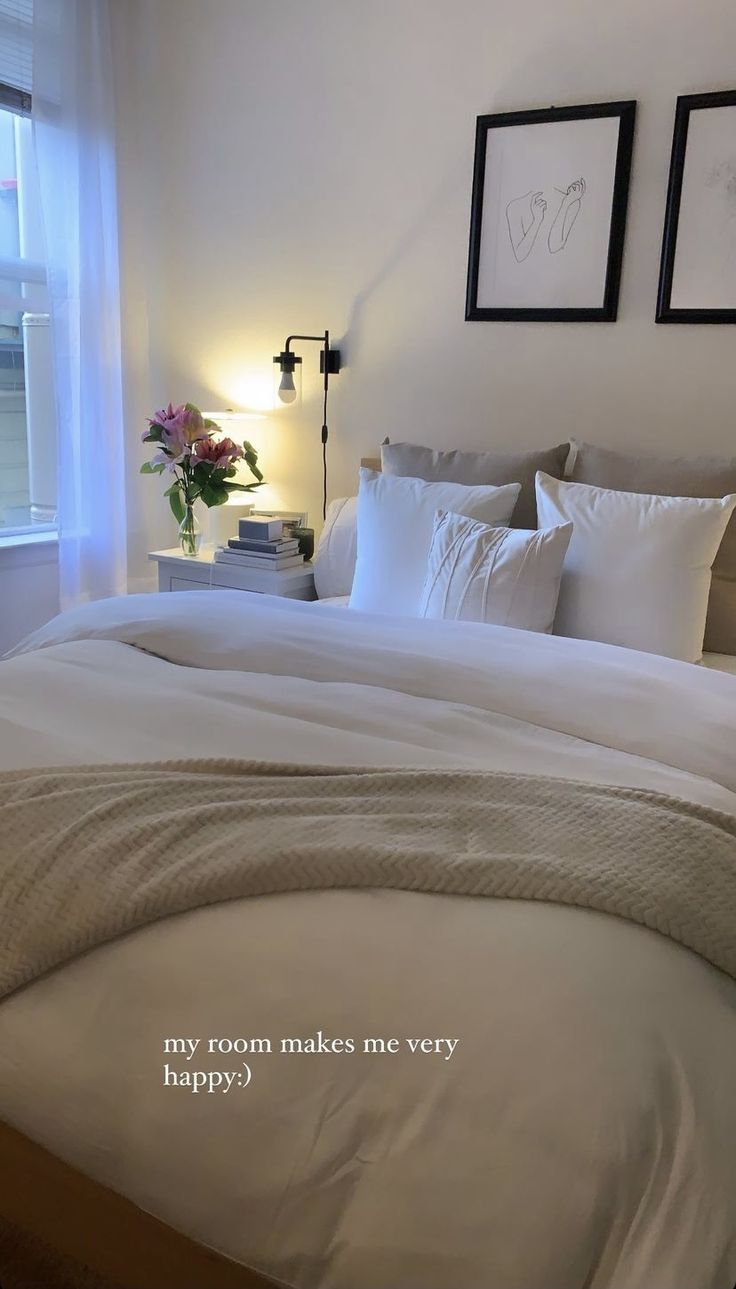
[418,510,572,632]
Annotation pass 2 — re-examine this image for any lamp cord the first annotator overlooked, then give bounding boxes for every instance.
[321,381,328,521]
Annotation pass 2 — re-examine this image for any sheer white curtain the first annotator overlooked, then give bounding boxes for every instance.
[32,0,126,606]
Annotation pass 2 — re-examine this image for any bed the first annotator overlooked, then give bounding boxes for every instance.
[1,588,735,1289]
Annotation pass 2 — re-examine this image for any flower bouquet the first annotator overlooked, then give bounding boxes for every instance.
[141,403,264,555]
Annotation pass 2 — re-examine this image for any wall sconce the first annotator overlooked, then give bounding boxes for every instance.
[273,330,341,518]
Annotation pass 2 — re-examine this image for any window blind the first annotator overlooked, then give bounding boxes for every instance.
[0,0,32,114]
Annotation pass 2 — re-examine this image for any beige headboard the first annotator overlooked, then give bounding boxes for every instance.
[360,456,381,471]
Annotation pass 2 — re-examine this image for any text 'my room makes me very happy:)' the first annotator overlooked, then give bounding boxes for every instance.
[163,1033,462,1094]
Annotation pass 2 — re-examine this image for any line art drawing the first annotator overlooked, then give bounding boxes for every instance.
[505,178,587,262]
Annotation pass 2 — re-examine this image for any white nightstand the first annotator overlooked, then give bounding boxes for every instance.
[148,548,316,600]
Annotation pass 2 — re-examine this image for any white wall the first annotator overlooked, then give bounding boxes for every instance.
[114,0,736,581]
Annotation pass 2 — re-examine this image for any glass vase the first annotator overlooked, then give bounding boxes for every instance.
[178,502,202,557]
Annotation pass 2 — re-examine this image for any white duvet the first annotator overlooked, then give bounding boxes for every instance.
[0,590,735,1289]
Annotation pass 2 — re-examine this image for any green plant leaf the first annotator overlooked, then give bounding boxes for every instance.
[141,461,166,474]
[241,439,264,483]
[227,480,266,492]
[143,425,165,443]
[201,480,229,507]
[168,489,186,524]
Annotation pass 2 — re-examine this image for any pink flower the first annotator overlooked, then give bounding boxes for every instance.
[145,403,210,470]
[150,402,184,431]
[193,435,244,471]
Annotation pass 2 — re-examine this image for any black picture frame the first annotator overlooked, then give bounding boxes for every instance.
[465,100,636,322]
[657,90,736,324]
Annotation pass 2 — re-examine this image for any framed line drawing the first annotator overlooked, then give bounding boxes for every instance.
[657,90,736,323]
[465,101,636,322]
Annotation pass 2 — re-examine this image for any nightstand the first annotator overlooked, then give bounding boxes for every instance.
[148,548,316,600]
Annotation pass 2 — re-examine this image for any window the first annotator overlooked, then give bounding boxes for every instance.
[0,1,55,539]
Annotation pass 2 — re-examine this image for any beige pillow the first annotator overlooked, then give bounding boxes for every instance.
[381,440,569,529]
[570,441,736,654]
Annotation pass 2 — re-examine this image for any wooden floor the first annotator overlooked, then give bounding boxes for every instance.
[0,1118,284,1289]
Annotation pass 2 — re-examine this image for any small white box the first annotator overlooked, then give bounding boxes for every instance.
[238,515,283,541]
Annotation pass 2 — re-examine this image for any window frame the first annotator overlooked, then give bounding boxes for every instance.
[0,82,30,117]
[0,77,56,541]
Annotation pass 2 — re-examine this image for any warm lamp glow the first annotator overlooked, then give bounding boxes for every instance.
[207,367,278,414]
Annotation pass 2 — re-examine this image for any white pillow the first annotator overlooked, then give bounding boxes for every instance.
[535,471,736,662]
[418,510,572,633]
[349,469,521,616]
[314,496,357,599]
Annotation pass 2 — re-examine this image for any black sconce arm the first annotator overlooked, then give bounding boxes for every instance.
[280,332,341,375]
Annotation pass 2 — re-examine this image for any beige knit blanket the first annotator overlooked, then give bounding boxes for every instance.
[2,760,735,1000]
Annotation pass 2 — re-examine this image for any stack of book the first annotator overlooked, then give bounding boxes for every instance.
[214,514,305,572]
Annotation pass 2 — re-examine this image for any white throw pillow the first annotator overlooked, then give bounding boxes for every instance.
[418,510,572,633]
[349,469,521,616]
[314,496,357,599]
[535,471,736,662]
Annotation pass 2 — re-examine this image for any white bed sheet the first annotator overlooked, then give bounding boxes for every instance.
[0,591,735,1289]
[315,594,736,676]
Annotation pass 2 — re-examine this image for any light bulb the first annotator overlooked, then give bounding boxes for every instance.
[278,370,297,403]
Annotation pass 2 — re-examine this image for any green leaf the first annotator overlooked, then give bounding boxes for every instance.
[201,480,229,508]
[168,489,185,524]
[227,480,266,493]
[241,439,263,483]
[143,425,165,443]
[141,461,166,475]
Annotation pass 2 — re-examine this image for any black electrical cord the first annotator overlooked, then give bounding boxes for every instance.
[321,381,329,521]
